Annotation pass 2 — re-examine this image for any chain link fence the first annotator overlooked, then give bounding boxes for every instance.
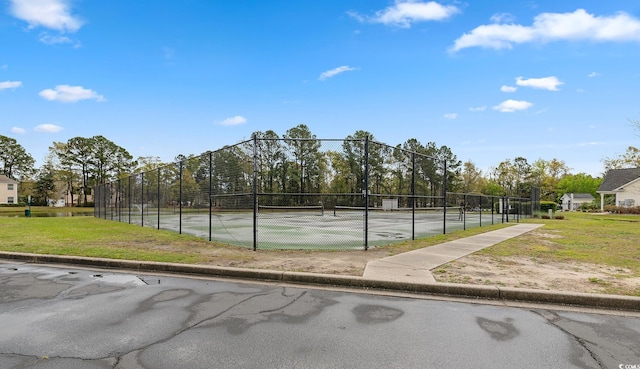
[95,137,538,250]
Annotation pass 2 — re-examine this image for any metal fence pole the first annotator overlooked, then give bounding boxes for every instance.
[364,136,370,250]
[117,180,121,222]
[253,135,258,251]
[109,183,112,220]
[443,159,447,235]
[141,172,145,227]
[157,168,160,230]
[411,152,416,241]
[491,196,495,225]
[463,193,467,231]
[179,161,183,234]
[479,195,482,228]
[128,176,132,224]
[209,151,213,242]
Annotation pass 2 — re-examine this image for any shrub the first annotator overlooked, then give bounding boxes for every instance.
[579,202,599,212]
[540,201,558,212]
[604,205,640,214]
[555,215,564,220]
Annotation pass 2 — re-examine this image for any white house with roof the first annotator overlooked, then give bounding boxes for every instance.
[560,193,594,211]
[597,168,640,211]
[0,175,19,205]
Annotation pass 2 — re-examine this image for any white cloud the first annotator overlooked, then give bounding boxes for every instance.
[469,106,486,112]
[11,127,26,134]
[39,32,72,45]
[349,1,459,28]
[451,9,640,52]
[219,115,247,126]
[516,76,563,91]
[492,99,533,112]
[9,0,82,32]
[588,71,601,77]
[319,66,356,81]
[500,85,517,93]
[0,81,22,90]
[443,113,457,120]
[39,85,105,103]
[490,13,516,24]
[579,141,601,147]
[34,123,63,133]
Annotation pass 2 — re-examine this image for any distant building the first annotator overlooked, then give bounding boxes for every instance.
[0,175,19,205]
[597,168,640,211]
[560,193,594,211]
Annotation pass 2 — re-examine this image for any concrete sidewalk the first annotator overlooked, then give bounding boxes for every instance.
[363,223,544,283]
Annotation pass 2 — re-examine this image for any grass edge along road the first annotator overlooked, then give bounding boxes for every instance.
[1,209,639,296]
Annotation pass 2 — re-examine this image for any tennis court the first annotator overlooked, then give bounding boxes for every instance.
[94,136,538,250]
[120,205,509,250]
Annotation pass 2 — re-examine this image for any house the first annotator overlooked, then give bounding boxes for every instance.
[51,180,93,207]
[597,168,640,211]
[0,175,19,205]
[560,193,594,211]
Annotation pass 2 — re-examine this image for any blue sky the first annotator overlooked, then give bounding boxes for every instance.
[2,0,640,177]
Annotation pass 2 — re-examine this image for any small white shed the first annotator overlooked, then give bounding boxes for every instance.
[560,193,594,211]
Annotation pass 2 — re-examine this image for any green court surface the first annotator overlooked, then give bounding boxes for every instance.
[113,209,506,250]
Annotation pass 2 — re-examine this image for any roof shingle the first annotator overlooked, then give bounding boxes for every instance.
[597,168,640,192]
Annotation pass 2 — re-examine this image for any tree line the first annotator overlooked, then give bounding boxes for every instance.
[2,123,629,207]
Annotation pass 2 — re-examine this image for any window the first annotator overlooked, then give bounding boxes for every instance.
[7,197,14,204]
[7,183,13,191]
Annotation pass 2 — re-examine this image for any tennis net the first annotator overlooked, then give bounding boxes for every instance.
[258,205,325,216]
[333,205,446,219]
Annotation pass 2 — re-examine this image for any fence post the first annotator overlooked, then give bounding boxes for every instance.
[463,193,467,231]
[209,151,213,242]
[479,195,482,227]
[364,136,370,250]
[253,135,258,251]
[116,180,119,222]
[128,176,132,224]
[141,172,145,227]
[443,159,447,234]
[179,161,183,234]
[107,183,111,220]
[411,152,416,241]
[157,168,160,230]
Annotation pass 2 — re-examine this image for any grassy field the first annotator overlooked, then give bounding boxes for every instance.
[484,212,640,274]
[0,216,226,263]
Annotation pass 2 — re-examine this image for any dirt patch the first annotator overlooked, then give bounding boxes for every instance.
[433,255,640,295]
[189,244,640,296]
[198,247,391,275]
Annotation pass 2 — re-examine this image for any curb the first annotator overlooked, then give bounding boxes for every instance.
[1,251,639,312]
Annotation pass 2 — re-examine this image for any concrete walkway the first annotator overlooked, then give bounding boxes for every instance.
[363,223,544,283]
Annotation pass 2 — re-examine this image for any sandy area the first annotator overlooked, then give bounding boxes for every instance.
[194,237,640,296]
[432,255,640,296]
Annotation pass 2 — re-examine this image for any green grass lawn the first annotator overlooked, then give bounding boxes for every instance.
[0,216,218,263]
[484,212,640,275]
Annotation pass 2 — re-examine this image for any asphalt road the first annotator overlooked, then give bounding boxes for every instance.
[0,262,639,369]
